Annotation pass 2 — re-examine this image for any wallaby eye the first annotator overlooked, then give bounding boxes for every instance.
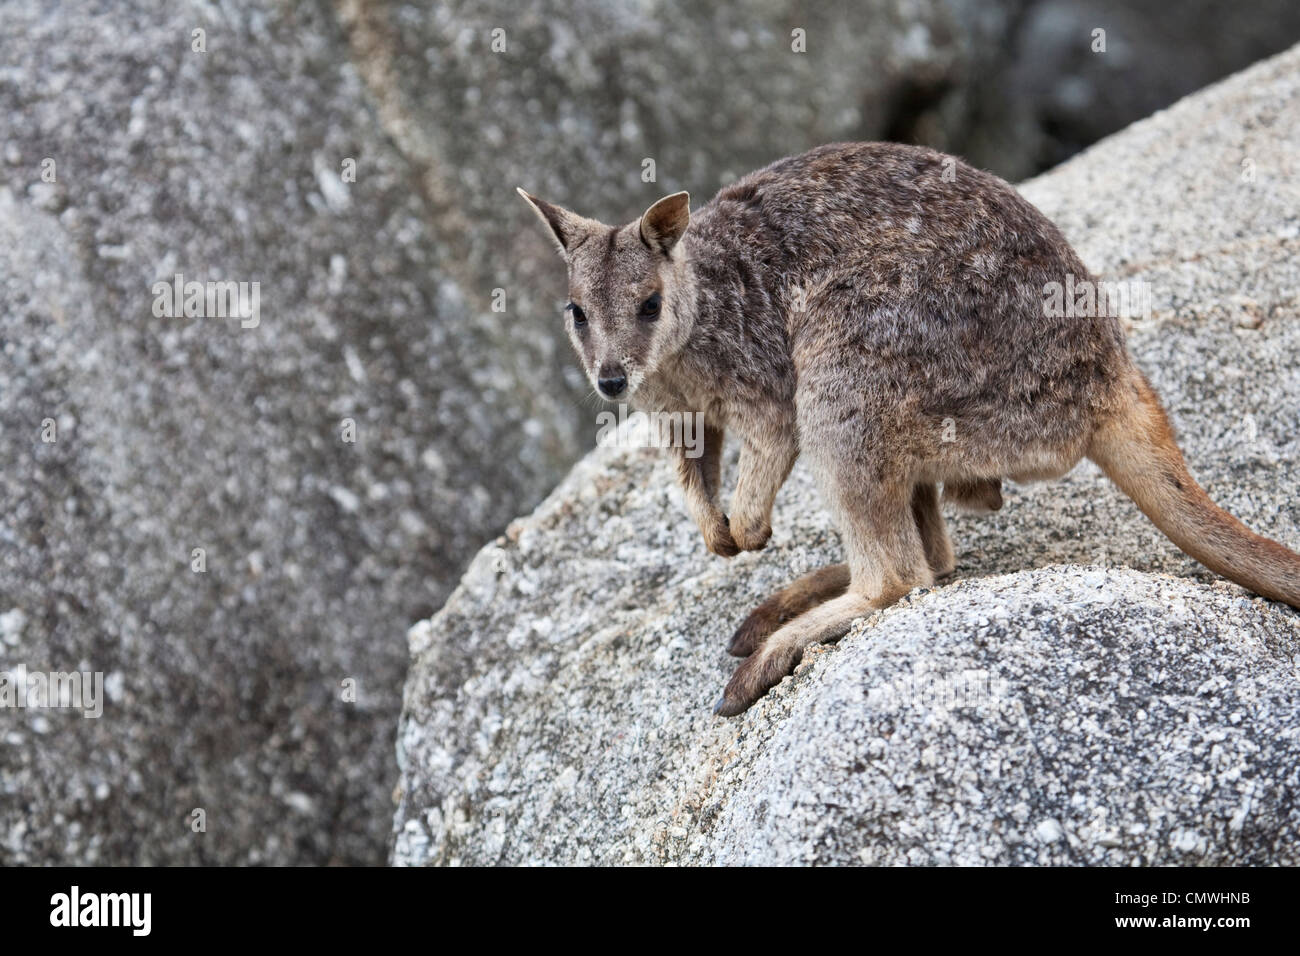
[639,293,662,320]
[566,302,587,328]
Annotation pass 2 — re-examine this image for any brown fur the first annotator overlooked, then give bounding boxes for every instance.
[519,142,1300,716]
[727,563,850,657]
[944,478,1004,514]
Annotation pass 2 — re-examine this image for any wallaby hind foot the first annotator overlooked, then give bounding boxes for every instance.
[727,563,850,657]
[716,591,878,716]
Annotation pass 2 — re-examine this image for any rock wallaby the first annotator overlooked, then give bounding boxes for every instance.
[519,142,1300,716]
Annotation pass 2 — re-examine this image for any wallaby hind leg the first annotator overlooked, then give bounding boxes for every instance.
[727,563,850,657]
[912,481,955,577]
[715,476,932,716]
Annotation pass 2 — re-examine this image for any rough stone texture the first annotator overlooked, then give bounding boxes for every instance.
[391,44,1300,865]
[0,0,565,866]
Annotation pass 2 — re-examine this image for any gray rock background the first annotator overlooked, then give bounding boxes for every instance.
[961,0,1300,179]
[391,43,1300,865]
[1,0,1297,866]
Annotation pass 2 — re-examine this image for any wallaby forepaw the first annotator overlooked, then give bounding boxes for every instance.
[729,516,772,552]
[703,513,740,557]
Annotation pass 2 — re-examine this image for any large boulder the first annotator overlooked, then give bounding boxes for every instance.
[391,43,1300,865]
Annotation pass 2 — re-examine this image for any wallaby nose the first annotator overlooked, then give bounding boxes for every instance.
[597,366,627,398]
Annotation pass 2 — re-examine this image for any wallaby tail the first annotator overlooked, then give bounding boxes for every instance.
[1088,369,1300,609]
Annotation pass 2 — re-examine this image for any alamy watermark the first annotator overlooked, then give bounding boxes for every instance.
[1043,274,1151,320]
[867,666,1008,712]
[152,273,260,328]
[0,664,103,718]
[596,404,705,458]
[50,886,150,936]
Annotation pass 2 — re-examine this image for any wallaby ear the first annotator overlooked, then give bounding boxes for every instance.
[639,191,690,255]
[516,187,597,257]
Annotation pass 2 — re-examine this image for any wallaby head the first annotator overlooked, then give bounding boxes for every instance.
[517,188,694,401]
